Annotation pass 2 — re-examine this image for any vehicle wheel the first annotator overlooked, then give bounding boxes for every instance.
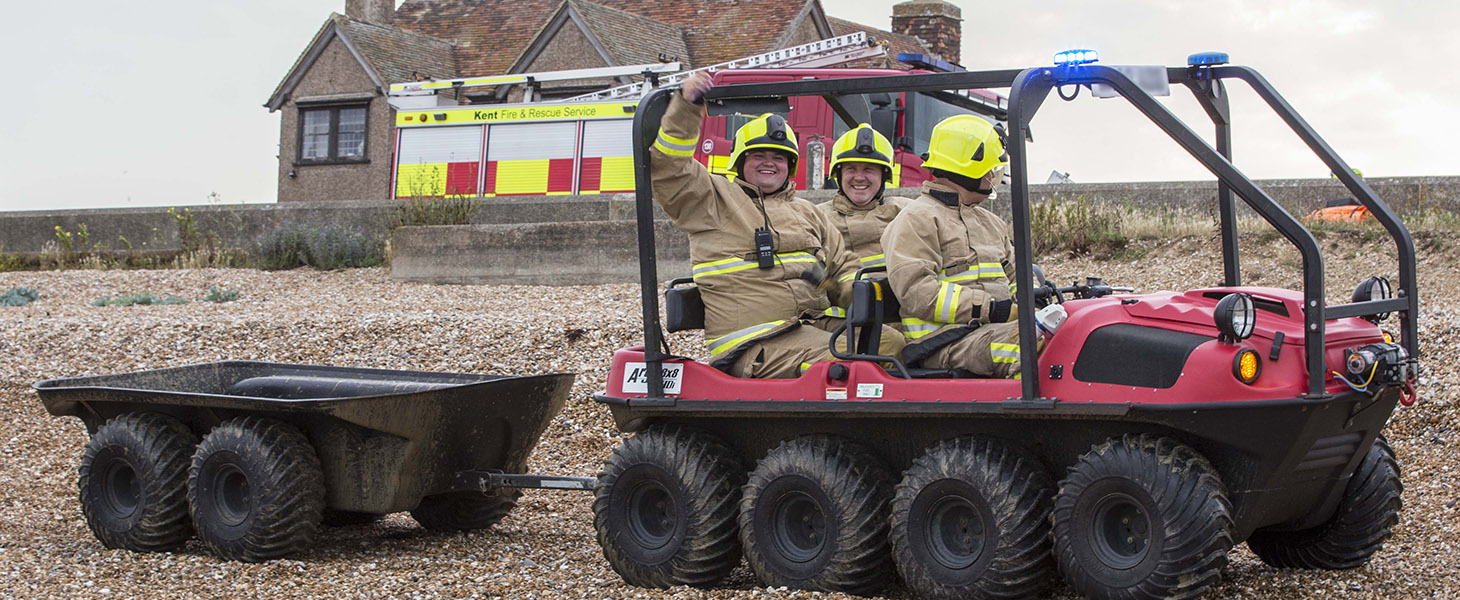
[740,435,895,595]
[411,489,520,531]
[1053,434,1233,600]
[593,424,745,588]
[188,416,324,562]
[77,412,197,552]
[321,509,386,527]
[891,437,1055,600]
[1247,435,1402,569]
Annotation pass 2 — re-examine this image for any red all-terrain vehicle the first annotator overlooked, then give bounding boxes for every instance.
[592,52,1419,600]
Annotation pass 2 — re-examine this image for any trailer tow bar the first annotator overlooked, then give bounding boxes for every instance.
[455,470,597,492]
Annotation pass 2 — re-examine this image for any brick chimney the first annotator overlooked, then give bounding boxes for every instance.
[891,0,962,65]
[345,0,394,24]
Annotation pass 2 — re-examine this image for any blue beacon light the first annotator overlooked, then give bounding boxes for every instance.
[1188,52,1230,66]
[1053,49,1099,66]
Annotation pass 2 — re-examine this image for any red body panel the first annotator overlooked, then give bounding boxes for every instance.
[445,162,479,196]
[579,157,603,192]
[607,289,1385,405]
[547,158,575,194]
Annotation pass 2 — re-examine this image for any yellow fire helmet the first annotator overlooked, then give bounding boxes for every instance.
[830,124,894,184]
[920,114,1008,191]
[729,113,799,176]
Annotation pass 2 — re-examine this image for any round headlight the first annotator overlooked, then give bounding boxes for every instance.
[1214,293,1256,343]
[1351,276,1393,322]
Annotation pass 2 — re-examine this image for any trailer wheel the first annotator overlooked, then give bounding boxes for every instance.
[593,424,745,588]
[188,417,324,562]
[891,437,1055,600]
[1247,435,1402,569]
[1053,434,1232,600]
[78,412,197,552]
[411,490,520,531]
[740,435,894,595]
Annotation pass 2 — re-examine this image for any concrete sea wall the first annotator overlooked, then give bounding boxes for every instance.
[2,176,1454,284]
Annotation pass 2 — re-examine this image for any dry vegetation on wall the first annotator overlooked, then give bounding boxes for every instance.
[0,226,1456,599]
[6,196,1456,275]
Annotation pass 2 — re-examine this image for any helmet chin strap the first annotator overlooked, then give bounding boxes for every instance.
[931,168,992,199]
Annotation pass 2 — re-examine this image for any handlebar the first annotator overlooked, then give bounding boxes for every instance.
[1034,276,1134,303]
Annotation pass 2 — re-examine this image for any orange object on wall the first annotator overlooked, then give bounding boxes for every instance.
[1305,200,1372,223]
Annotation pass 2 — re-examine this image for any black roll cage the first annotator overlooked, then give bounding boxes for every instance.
[629,62,1418,401]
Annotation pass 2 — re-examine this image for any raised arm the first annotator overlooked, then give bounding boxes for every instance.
[649,73,720,232]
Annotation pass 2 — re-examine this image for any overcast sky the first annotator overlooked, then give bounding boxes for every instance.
[2,0,1456,212]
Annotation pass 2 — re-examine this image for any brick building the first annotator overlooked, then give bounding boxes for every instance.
[264,0,962,203]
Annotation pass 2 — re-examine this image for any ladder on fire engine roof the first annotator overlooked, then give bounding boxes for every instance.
[387,62,684,98]
[561,31,886,103]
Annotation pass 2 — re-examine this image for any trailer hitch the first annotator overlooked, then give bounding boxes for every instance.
[454,470,596,492]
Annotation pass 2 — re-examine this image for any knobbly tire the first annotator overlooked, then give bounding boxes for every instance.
[1053,434,1233,600]
[188,416,325,562]
[891,437,1056,600]
[1247,435,1403,569]
[740,435,895,595]
[78,412,198,552]
[594,424,745,588]
[411,490,520,531]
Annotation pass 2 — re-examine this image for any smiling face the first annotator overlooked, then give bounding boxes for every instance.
[839,162,884,206]
[742,149,791,194]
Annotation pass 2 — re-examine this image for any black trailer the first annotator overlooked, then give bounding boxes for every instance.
[36,361,590,562]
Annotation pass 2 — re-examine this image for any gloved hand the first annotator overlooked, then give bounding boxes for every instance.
[799,264,832,292]
[681,72,712,104]
[987,299,1018,324]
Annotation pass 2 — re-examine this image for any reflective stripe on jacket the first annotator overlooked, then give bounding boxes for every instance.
[650,92,859,347]
[883,182,1017,341]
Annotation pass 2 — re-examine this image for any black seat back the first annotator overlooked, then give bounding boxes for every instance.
[665,277,704,333]
[848,278,900,329]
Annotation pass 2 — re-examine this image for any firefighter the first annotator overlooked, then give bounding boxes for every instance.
[651,72,903,378]
[882,114,1025,378]
[817,124,911,275]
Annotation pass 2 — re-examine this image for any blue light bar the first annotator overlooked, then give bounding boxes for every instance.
[1188,52,1230,66]
[1054,49,1099,66]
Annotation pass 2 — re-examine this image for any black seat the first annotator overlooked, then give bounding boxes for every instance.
[835,270,978,379]
[664,277,704,333]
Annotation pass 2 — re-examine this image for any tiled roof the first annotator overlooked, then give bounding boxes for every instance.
[592,0,823,67]
[273,1,931,106]
[826,16,930,70]
[338,15,457,85]
[569,0,689,67]
[394,0,565,76]
[265,13,458,109]
[393,0,825,74]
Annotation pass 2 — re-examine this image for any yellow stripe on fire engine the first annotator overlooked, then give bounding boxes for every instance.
[597,156,635,192]
[396,103,635,126]
[395,163,448,198]
[495,159,552,195]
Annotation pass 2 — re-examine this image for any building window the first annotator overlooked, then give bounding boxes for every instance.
[297,103,368,164]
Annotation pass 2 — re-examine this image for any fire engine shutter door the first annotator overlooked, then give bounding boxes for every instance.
[486,122,577,196]
[394,126,484,198]
[579,119,634,194]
